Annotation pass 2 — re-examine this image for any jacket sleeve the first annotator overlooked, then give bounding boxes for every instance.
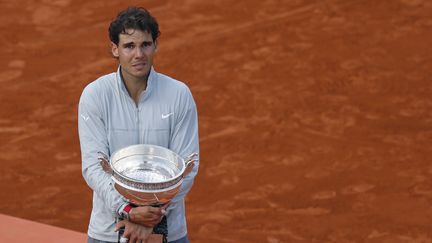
[168,85,200,205]
[78,86,125,216]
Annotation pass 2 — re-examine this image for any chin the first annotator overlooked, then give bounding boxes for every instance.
[135,71,150,79]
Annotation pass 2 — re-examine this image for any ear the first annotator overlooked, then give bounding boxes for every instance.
[154,40,158,52]
[111,42,119,58]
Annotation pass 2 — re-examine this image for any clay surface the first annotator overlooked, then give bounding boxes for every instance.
[0,1,432,242]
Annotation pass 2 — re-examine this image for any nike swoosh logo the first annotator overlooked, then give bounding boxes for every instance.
[80,114,89,121]
[161,112,174,119]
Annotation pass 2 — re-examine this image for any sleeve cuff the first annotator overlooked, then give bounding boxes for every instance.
[117,202,129,217]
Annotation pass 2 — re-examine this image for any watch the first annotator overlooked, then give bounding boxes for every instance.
[120,203,133,220]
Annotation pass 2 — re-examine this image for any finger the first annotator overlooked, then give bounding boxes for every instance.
[162,203,170,210]
[123,226,131,238]
[115,220,126,231]
[129,233,137,243]
[151,218,162,226]
[154,209,165,217]
[141,231,151,243]
[161,208,167,215]
[142,213,160,222]
[135,206,160,216]
[156,218,163,225]
[148,206,163,214]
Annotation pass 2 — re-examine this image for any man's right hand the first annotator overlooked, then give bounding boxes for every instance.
[129,206,166,227]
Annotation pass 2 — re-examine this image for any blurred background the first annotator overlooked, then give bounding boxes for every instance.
[0,0,431,242]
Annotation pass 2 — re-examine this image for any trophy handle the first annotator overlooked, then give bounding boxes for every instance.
[183,153,199,177]
[98,151,113,175]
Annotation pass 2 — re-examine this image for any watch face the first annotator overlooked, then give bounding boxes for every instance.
[121,211,129,220]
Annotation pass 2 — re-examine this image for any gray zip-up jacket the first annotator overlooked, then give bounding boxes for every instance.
[78,66,199,242]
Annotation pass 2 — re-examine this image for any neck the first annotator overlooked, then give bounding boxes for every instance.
[120,68,149,105]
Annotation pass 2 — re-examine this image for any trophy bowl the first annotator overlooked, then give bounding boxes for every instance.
[99,144,198,206]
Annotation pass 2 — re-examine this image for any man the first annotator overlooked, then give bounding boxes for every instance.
[78,6,199,243]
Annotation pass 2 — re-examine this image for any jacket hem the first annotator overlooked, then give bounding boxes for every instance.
[88,230,118,242]
[167,230,187,242]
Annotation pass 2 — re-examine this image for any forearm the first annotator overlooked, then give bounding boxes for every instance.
[170,160,199,204]
[82,158,125,216]
[79,97,125,216]
[168,95,200,204]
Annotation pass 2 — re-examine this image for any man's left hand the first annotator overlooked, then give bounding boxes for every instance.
[115,219,153,243]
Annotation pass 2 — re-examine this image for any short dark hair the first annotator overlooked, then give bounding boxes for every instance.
[108,6,160,45]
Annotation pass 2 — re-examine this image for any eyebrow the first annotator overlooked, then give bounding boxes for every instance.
[122,41,153,47]
[122,42,134,46]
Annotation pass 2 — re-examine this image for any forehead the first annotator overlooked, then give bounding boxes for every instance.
[118,29,153,44]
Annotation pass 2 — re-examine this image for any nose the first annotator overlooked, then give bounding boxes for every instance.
[135,47,145,58]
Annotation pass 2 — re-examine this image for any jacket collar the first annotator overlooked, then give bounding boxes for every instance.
[116,65,156,102]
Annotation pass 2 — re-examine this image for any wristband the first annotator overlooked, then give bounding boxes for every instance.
[120,203,133,221]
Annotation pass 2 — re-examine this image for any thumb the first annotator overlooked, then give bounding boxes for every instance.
[147,206,163,215]
[115,220,126,231]
[162,203,170,210]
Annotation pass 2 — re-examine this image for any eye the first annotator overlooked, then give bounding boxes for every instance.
[124,43,134,49]
[142,41,153,47]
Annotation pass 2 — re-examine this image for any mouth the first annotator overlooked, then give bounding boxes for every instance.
[132,63,147,70]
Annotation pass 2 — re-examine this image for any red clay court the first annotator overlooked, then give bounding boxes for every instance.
[1,0,432,242]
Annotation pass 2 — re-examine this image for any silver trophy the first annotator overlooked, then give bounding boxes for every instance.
[98,144,198,242]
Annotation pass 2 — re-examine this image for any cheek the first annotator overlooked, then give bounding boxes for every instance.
[145,50,156,59]
[119,52,132,61]
[118,56,130,65]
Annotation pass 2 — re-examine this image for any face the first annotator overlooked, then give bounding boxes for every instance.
[111,29,157,82]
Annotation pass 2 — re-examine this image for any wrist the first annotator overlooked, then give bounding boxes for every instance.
[119,203,134,221]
